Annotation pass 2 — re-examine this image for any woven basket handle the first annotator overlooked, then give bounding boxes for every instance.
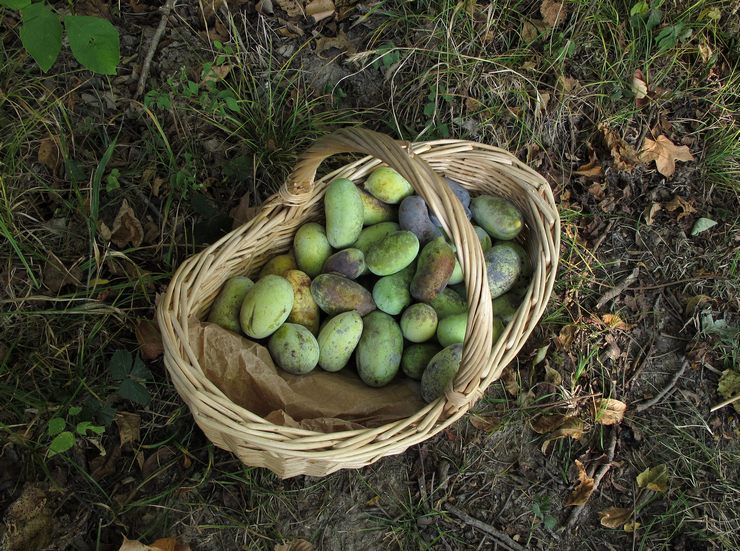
[285,127,494,409]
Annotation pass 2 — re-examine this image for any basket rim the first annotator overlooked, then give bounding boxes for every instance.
[156,133,560,462]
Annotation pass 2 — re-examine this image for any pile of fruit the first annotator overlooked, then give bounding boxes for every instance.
[207,167,531,403]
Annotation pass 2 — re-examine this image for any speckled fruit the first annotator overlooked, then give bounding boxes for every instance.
[268,323,320,375]
[311,273,376,316]
[401,343,441,380]
[366,230,419,276]
[421,343,463,402]
[317,310,363,372]
[400,303,438,343]
[356,311,403,387]
[293,223,333,278]
[284,270,320,335]
[208,276,254,333]
[484,244,521,299]
[364,167,414,204]
[325,178,364,248]
[240,275,294,339]
[471,195,524,240]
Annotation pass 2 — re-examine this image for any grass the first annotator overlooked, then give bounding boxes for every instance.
[1,0,739,549]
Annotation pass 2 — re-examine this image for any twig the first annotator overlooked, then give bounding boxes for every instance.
[635,359,688,412]
[135,0,178,98]
[565,427,618,529]
[445,503,526,551]
[596,267,640,309]
[710,394,740,413]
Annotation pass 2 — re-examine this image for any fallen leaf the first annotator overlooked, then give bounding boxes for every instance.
[541,417,584,453]
[274,539,316,551]
[469,414,501,432]
[201,64,232,84]
[43,254,83,292]
[636,464,669,492]
[631,69,648,106]
[598,123,641,172]
[684,294,712,315]
[587,182,605,200]
[599,507,633,528]
[521,19,547,41]
[230,192,260,229]
[717,370,740,413]
[530,413,568,434]
[640,135,694,178]
[316,30,355,58]
[574,153,603,178]
[665,195,696,221]
[566,459,595,506]
[690,217,717,236]
[600,313,631,331]
[118,537,190,551]
[135,319,164,360]
[500,367,520,396]
[107,200,144,248]
[534,90,550,119]
[540,0,567,27]
[557,75,580,94]
[366,495,381,507]
[532,345,549,366]
[698,41,713,64]
[38,137,62,174]
[142,446,177,477]
[555,324,577,350]
[255,0,274,15]
[115,412,141,448]
[305,0,334,22]
[624,522,641,532]
[593,398,627,425]
[645,202,662,225]
[275,0,303,18]
[544,364,562,385]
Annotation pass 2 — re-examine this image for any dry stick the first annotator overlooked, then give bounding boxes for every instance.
[445,503,526,551]
[564,427,619,530]
[635,359,688,413]
[710,394,740,413]
[135,0,178,98]
[596,267,640,309]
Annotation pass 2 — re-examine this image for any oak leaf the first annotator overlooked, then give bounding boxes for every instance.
[565,459,595,506]
[640,135,694,177]
[665,195,696,221]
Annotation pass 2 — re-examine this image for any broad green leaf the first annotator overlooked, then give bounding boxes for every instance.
[630,1,648,16]
[109,349,132,380]
[68,405,82,416]
[118,378,151,406]
[76,421,105,436]
[48,431,75,456]
[690,217,717,236]
[20,2,62,72]
[636,464,669,492]
[533,345,549,366]
[47,417,66,436]
[130,355,152,381]
[1,0,31,8]
[64,15,120,75]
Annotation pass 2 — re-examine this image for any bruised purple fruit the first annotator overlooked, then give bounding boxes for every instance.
[430,178,472,227]
[322,248,366,280]
[311,273,376,316]
[399,195,442,245]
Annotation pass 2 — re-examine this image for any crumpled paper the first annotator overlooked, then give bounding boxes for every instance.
[189,320,425,432]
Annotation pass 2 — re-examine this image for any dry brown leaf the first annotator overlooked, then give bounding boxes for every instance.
[469,414,501,432]
[566,459,595,506]
[305,0,334,22]
[500,367,519,396]
[115,412,141,448]
[639,135,694,178]
[645,202,662,225]
[43,254,83,292]
[256,0,274,15]
[230,192,261,229]
[118,537,190,551]
[530,413,568,434]
[366,495,381,507]
[108,200,144,248]
[557,75,580,94]
[142,446,177,477]
[593,398,627,425]
[600,313,631,331]
[599,507,633,529]
[275,0,303,18]
[541,417,584,453]
[698,41,713,64]
[38,137,61,174]
[201,64,232,84]
[598,122,641,172]
[316,30,355,58]
[135,319,164,360]
[632,69,648,106]
[521,19,546,41]
[684,294,712,315]
[555,324,577,349]
[544,364,562,386]
[574,153,603,178]
[665,195,697,221]
[534,90,550,119]
[274,540,315,551]
[624,522,641,532]
[540,0,567,27]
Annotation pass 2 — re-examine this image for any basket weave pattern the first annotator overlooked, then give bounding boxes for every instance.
[157,128,560,478]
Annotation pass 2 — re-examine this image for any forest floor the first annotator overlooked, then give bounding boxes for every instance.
[1,1,738,550]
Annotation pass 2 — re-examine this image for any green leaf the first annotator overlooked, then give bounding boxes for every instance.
[68,405,82,416]
[224,96,240,113]
[690,217,717,236]
[630,1,649,16]
[636,464,669,492]
[1,0,31,8]
[75,421,105,436]
[20,2,62,73]
[118,378,151,406]
[48,431,75,456]
[106,168,120,192]
[64,15,120,75]
[130,355,152,381]
[109,349,132,381]
[48,417,66,436]
[717,370,740,413]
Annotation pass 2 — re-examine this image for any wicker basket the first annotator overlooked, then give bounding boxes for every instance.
[157,128,559,478]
